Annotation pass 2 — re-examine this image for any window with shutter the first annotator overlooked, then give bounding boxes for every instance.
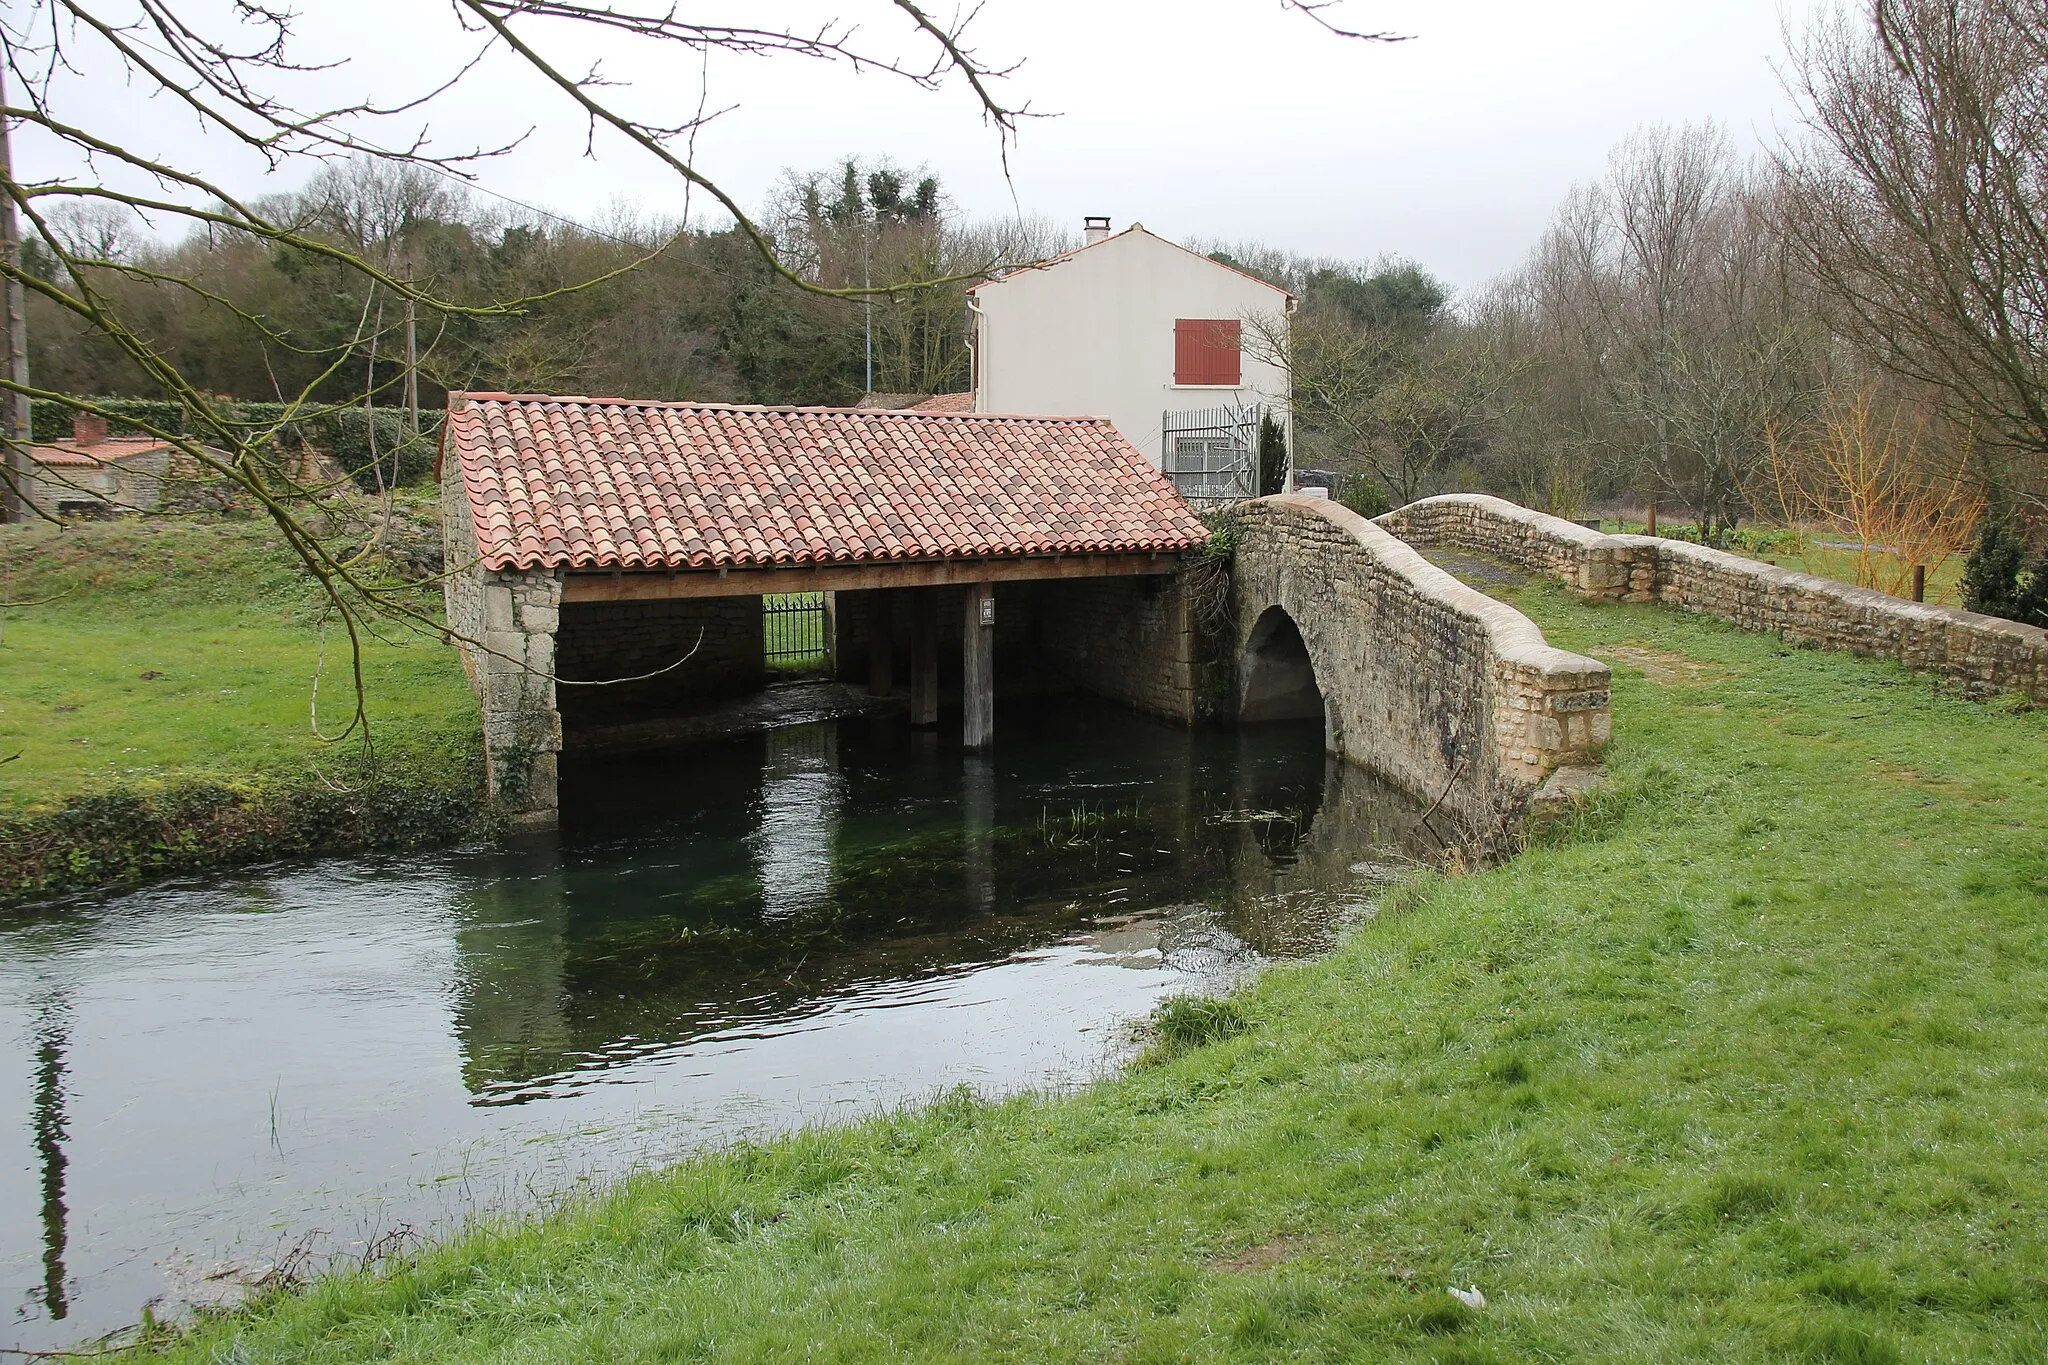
[1173,319,1242,386]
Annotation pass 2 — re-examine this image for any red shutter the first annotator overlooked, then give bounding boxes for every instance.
[1173,319,1242,385]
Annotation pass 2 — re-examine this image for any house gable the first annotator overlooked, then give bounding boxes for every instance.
[968,226,1292,476]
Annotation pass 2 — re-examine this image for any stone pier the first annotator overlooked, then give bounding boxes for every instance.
[442,465,567,825]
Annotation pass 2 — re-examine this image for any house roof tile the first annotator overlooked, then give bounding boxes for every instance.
[440,393,1208,573]
[31,437,172,467]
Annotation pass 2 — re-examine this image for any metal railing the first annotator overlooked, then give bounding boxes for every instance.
[763,592,829,671]
[1163,403,1259,504]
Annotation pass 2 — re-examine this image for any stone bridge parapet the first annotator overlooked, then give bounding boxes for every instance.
[1379,494,2048,703]
[1232,496,1611,836]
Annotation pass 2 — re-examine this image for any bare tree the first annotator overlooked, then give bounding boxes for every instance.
[764,159,1071,397]
[1780,0,2048,510]
[1486,126,1820,541]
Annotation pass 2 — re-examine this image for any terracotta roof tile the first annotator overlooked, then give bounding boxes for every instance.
[441,394,1209,573]
[31,437,171,467]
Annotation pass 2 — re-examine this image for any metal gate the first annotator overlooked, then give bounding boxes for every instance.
[763,592,829,671]
[1163,403,1260,505]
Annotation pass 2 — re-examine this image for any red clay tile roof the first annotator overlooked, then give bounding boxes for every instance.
[442,393,1208,573]
[966,225,1294,300]
[909,392,974,413]
[31,437,170,467]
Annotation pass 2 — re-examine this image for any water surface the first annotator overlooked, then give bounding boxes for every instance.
[2,701,1429,1349]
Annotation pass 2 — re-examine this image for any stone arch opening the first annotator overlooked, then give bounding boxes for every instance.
[1239,605,1326,725]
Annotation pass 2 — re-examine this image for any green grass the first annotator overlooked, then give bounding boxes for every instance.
[138,584,2048,1361]
[0,515,478,809]
[763,591,830,673]
[1786,543,1964,608]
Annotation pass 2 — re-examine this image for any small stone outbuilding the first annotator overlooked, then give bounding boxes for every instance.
[24,414,174,516]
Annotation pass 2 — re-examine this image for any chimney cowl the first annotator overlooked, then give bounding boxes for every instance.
[1083,215,1111,245]
[72,413,107,446]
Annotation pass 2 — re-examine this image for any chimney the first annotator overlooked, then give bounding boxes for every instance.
[72,413,107,446]
[1083,215,1111,245]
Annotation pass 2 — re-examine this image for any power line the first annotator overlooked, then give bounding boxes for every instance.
[417,161,729,248]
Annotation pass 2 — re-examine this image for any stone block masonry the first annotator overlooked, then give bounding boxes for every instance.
[1037,575,1216,724]
[556,597,765,729]
[1233,496,1611,836]
[442,469,566,827]
[1380,495,2048,704]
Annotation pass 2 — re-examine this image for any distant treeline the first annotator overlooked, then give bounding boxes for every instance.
[28,157,1066,417]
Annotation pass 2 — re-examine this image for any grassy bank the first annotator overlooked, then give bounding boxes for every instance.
[133,583,2047,1361]
[0,515,483,901]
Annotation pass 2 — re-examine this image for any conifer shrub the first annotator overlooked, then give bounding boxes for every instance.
[1960,512,2046,625]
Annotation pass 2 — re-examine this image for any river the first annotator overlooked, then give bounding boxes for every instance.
[1,700,1432,1350]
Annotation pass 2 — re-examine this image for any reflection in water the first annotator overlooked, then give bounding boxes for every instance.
[963,754,995,915]
[448,705,1436,1099]
[752,725,842,921]
[32,992,69,1322]
[3,700,1438,1352]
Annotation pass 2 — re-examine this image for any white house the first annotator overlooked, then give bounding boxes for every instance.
[967,220,1292,502]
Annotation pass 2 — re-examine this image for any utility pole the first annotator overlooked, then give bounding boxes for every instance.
[403,256,419,440]
[862,226,873,395]
[0,65,33,524]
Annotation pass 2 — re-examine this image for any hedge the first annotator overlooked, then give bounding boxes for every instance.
[0,771,488,905]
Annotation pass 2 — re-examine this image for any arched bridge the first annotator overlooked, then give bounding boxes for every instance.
[1229,496,1611,835]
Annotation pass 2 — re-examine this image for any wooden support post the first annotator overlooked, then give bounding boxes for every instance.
[868,590,894,696]
[1912,564,1927,603]
[963,581,995,749]
[1644,502,1657,537]
[910,589,938,727]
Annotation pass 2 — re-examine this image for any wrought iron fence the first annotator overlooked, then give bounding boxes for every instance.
[763,592,829,671]
[1163,403,1260,504]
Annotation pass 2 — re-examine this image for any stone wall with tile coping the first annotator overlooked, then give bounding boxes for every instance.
[1379,494,2048,702]
[1233,496,1612,834]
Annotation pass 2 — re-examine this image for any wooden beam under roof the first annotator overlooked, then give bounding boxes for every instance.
[560,552,1184,603]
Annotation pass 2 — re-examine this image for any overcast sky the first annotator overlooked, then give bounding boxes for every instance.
[23,0,1832,292]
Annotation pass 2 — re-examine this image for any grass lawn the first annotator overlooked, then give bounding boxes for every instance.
[140,582,2048,1362]
[0,515,478,810]
[1778,543,1964,608]
[763,591,830,674]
